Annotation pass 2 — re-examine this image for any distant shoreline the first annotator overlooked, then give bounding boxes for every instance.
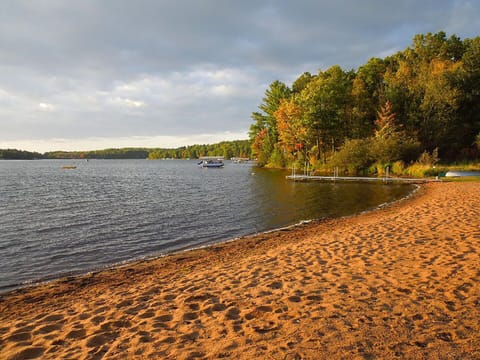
[0,140,252,160]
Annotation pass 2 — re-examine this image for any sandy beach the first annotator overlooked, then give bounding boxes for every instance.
[1,182,479,359]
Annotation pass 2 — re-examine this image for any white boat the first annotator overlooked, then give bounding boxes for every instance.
[198,157,224,168]
[231,157,249,163]
[445,170,480,177]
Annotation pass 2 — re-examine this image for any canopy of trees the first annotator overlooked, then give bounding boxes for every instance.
[147,140,251,160]
[1,140,251,160]
[249,32,480,173]
[0,149,43,160]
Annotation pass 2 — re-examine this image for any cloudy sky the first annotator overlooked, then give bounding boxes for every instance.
[1,0,479,152]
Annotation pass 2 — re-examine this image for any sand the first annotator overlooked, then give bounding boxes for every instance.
[0,182,479,359]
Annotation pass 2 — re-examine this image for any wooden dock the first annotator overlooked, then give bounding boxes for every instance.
[286,175,434,184]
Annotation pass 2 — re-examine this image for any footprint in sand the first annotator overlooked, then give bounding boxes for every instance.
[185,351,206,359]
[115,299,133,309]
[152,314,173,329]
[41,314,64,323]
[90,315,105,325]
[180,331,199,342]
[155,336,175,346]
[183,312,199,322]
[188,303,200,311]
[287,296,302,303]
[125,304,147,315]
[155,314,173,322]
[163,293,177,301]
[225,307,240,320]
[34,323,63,335]
[9,346,45,359]
[7,331,31,345]
[66,328,86,339]
[256,305,273,313]
[268,281,283,290]
[86,331,117,348]
[78,313,91,320]
[138,309,155,319]
[252,321,280,335]
[245,306,273,320]
[93,306,109,315]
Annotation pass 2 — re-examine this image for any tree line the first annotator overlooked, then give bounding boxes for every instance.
[249,32,480,175]
[147,140,251,160]
[0,140,251,160]
[0,149,43,160]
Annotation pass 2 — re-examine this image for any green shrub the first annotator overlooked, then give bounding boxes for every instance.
[417,148,439,166]
[372,133,421,165]
[268,147,287,168]
[391,160,406,175]
[404,164,448,177]
[328,138,374,175]
[374,163,393,176]
[404,164,429,177]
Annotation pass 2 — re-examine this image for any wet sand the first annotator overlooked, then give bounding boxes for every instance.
[1,182,479,359]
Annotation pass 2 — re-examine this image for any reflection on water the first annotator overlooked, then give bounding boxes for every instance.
[249,167,409,230]
[0,159,413,292]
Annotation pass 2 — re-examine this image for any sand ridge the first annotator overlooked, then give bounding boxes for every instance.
[0,182,479,359]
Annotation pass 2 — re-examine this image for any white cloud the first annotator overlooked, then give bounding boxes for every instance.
[109,97,146,108]
[38,102,55,111]
[211,85,235,96]
[0,1,479,151]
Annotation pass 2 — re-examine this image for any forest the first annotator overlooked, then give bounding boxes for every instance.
[249,32,480,176]
[0,140,251,160]
[146,140,251,160]
[0,149,43,160]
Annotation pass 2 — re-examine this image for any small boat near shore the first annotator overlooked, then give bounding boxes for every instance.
[231,157,250,163]
[62,165,77,170]
[198,156,224,168]
[198,159,224,168]
[445,170,480,177]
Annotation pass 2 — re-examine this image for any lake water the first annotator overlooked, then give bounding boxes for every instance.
[0,159,414,293]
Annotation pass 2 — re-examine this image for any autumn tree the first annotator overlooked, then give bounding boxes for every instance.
[374,100,397,137]
[455,36,480,158]
[351,57,386,138]
[249,80,291,165]
[372,100,420,165]
[299,66,355,162]
[418,59,461,151]
[274,98,309,168]
[384,32,473,157]
[292,72,315,93]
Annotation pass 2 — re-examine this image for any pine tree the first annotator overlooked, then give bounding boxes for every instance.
[375,100,397,138]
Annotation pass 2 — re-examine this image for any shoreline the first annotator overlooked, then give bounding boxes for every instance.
[0,183,417,297]
[1,182,479,359]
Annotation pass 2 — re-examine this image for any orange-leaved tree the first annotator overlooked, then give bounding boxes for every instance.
[275,98,308,164]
